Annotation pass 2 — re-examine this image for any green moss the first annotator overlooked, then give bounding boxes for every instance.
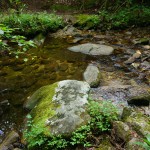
[30,82,58,134]
[75,14,100,29]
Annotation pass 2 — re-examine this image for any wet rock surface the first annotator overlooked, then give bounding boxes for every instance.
[90,81,150,110]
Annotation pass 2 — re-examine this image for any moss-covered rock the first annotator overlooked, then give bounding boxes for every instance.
[112,121,133,142]
[122,107,150,137]
[125,138,145,150]
[24,80,90,147]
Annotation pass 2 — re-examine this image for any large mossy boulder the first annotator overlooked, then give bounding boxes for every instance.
[24,80,90,139]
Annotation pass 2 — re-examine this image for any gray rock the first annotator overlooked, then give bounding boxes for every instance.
[68,43,114,56]
[140,61,150,70]
[90,82,150,113]
[83,63,101,87]
[122,107,150,137]
[0,130,19,150]
[24,80,90,137]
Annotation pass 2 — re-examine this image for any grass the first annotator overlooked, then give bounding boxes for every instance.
[0,12,64,37]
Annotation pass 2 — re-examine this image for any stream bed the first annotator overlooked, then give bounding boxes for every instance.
[0,27,150,143]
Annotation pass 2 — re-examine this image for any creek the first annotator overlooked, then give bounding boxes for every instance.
[0,27,149,143]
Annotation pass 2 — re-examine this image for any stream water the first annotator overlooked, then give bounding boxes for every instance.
[0,27,149,143]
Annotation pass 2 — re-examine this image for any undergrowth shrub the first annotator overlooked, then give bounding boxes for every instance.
[24,100,118,150]
[1,13,64,36]
[0,24,36,57]
[98,5,150,29]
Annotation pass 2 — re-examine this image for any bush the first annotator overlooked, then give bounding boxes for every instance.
[0,13,64,36]
[98,5,150,29]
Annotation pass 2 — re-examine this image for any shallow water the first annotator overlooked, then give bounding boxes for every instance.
[0,36,95,142]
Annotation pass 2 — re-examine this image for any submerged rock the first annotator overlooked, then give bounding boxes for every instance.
[68,43,114,56]
[24,80,90,137]
[83,63,101,87]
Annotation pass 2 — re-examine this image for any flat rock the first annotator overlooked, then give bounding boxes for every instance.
[68,43,114,56]
[90,82,150,113]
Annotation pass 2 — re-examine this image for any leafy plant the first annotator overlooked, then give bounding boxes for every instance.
[70,125,91,147]
[24,114,49,149]
[0,24,36,57]
[1,13,64,36]
[134,134,150,150]
[89,101,118,132]
[98,5,150,29]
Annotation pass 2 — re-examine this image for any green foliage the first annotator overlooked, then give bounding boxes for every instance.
[134,134,150,150]
[75,14,100,29]
[98,5,150,29]
[71,125,91,147]
[89,101,118,132]
[9,0,27,14]
[24,101,118,149]
[1,13,64,36]
[0,24,36,56]
[24,114,49,149]
[47,135,68,149]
